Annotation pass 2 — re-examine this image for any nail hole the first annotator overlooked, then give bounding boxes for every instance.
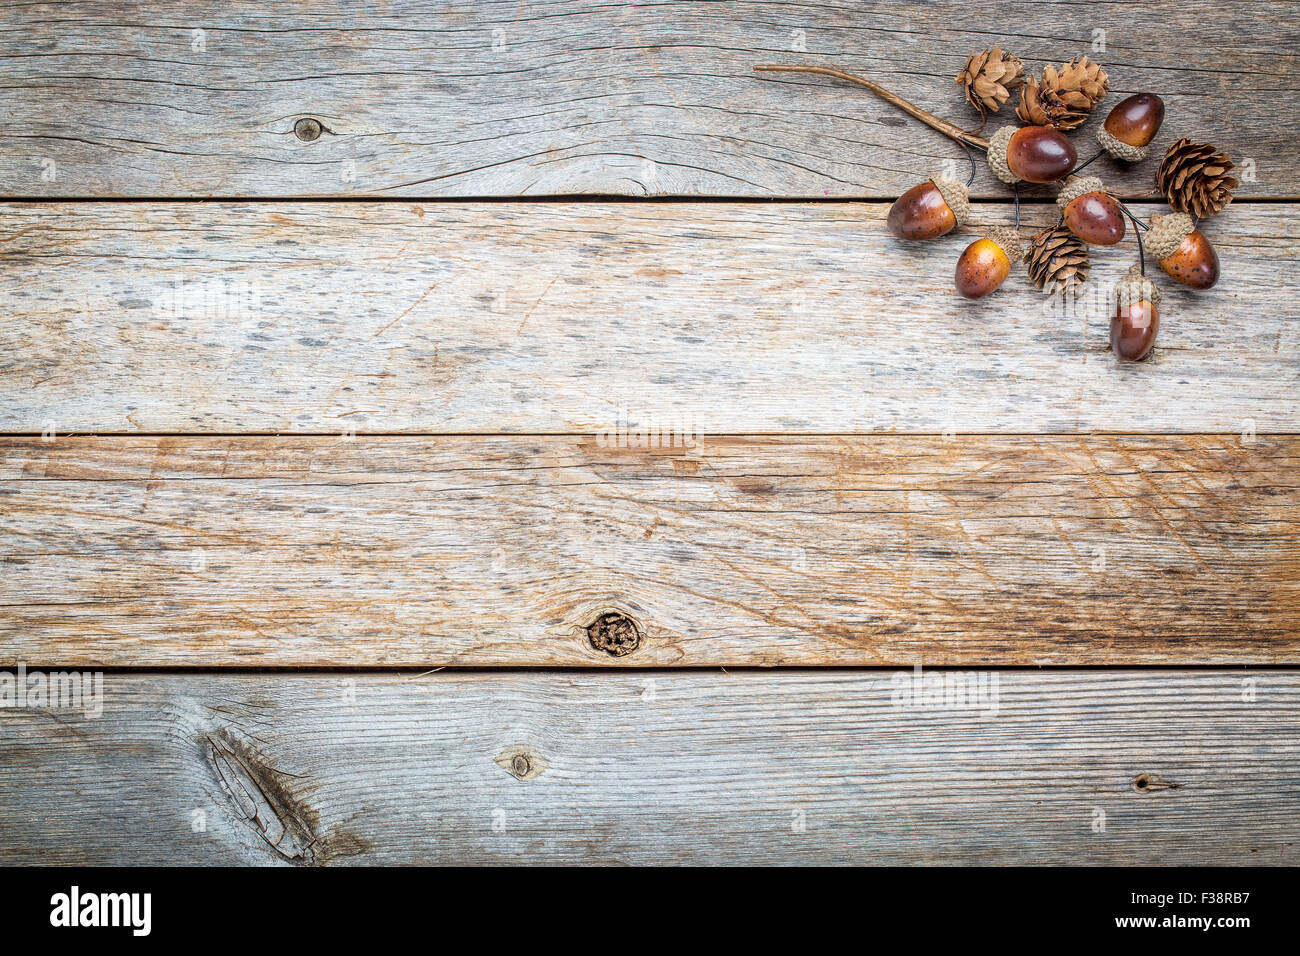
[294,118,323,142]
[586,611,643,657]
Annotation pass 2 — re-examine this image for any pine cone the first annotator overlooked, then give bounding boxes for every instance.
[956,46,1025,118]
[1016,57,1109,130]
[1025,223,1089,295]
[1155,138,1238,218]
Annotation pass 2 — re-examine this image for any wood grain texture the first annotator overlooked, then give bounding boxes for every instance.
[1,1,1295,199]
[2,434,1296,667]
[2,202,1296,434]
[1,671,1295,865]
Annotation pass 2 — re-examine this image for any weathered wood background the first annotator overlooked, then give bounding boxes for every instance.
[2,1,1296,198]
[3,672,1296,865]
[2,435,1297,667]
[0,0,1297,865]
[1,202,1295,433]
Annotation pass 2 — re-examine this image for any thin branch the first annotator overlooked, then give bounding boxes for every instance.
[754,64,990,151]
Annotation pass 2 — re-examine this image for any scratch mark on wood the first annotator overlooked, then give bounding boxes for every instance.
[372,280,441,340]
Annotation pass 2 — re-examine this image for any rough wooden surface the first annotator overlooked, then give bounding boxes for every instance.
[1,1,1294,199]
[2,202,1296,434]
[3,434,1295,667]
[2,0,1298,869]
[1,671,1295,865]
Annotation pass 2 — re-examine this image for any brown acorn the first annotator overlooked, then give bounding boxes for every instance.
[1096,93,1165,162]
[1111,265,1162,362]
[987,125,1078,184]
[1056,176,1125,245]
[1145,212,1219,289]
[887,173,970,240]
[955,226,1024,299]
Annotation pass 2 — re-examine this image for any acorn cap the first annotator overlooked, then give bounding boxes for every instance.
[1055,175,1106,210]
[985,225,1024,265]
[1096,127,1148,163]
[986,126,1020,184]
[1115,263,1161,309]
[1145,212,1195,260]
[932,173,970,226]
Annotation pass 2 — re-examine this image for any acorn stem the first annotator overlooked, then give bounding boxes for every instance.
[1073,148,1105,175]
[1122,206,1147,275]
[1118,203,1150,230]
[959,138,978,186]
[753,64,990,151]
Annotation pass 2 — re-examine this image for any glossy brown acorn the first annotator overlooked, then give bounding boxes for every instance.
[1063,191,1125,245]
[954,227,1022,299]
[1147,213,1220,290]
[1111,268,1162,362]
[887,179,957,240]
[955,238,1010,299]
[1112,299,1159,361]
[1007,126,1077,183]
[1159,229,1219,289]
[1103,93,1165,149]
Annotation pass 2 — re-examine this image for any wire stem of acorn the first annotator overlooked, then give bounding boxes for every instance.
[753,64,990,151]
[959,139,978,186]
[1118,203,1150,231]
[1121,206,1147,275]
[1073,149,1105,174]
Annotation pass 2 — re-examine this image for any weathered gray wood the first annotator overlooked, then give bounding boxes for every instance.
[2,202,1295,434]
[1,671,1294,865]
[0,1,1293,199]
[3,434,1296,667]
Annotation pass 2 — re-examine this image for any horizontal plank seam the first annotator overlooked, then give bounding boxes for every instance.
[4,431,1297,439]
[0,195,1295,205]
[16,665,1299,675]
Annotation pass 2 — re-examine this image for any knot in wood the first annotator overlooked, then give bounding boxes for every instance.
[294,118,323,142]
[495,746,546,781]
[586,612,642,657]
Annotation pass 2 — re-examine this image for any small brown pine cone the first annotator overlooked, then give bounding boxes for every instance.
[1155,138,1238,218]
[1017,57,1109,130]
[1016,77,1051,126]
[956,46,1025,118]
[1025,223,1089,296]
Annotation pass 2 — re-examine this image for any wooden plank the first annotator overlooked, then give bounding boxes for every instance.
[0,1,1294,199]
[1,670,1295,864]
[2,434,1296,667]
[2,202,1296,434]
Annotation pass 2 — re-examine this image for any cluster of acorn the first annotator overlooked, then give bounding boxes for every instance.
[755,52,1239,362]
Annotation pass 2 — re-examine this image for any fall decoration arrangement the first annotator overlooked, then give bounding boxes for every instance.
[754,49,1239,362]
